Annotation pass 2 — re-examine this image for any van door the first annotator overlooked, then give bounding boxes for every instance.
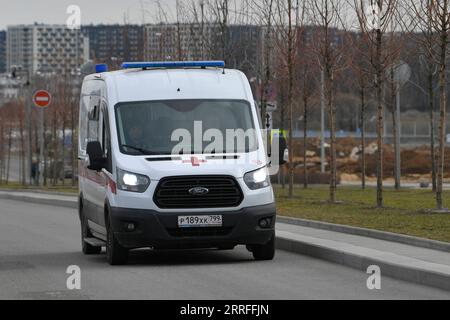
[96,101,113,228]
[83,95,107,235]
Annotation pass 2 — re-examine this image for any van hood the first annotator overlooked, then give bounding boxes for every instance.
[115,151,267,181]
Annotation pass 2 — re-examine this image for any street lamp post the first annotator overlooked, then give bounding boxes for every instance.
[391,61,411,189]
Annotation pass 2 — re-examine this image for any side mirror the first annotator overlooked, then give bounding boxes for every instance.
[86,141,105,171]
[278,135,287,166]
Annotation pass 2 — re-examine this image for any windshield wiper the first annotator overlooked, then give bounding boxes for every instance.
[121,144,174,156]
[121,144,157,155]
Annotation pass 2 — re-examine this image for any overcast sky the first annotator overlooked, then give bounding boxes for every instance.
[0,0,187,30]
[0,0,359,31]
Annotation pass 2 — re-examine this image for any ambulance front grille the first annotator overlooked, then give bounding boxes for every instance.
[153,175,243,209]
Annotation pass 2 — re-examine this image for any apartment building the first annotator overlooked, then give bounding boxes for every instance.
[0,31,6,73]
[6,24,89,75]
[0,74,19,106]
[144,23,209,61]
[143,23,262,67]
[82,24,144,67]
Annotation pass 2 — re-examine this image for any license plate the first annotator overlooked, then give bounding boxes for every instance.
[178,215,223,227]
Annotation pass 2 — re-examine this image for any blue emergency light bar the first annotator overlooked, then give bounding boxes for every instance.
[121,61,225,69]
[95,63,108,73]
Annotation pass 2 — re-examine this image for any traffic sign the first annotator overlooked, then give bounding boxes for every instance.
[33,90,52,108]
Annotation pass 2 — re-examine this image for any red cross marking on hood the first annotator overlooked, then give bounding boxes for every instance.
[182,156,207,166]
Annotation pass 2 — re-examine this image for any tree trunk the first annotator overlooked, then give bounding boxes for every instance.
[52,108,58,186]
[327,68,337,203]
[18,104,26,185]
[390,69,399,190]
[428,68,436,192]
[287,0,294,198]
[0,120,3,183]
[303,94,308,189]
[61,111,66,186]
[360,85,366,190]
[280,87,286,189]
[6,126,12,184]
[376,28,383,208]
[71,98,76,186]
[436,19,447,210]
[19,108,26,186]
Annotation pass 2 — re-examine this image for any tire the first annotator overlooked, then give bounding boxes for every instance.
[81,209,102,255]
[106,217,128,265]
[251,232,275,261]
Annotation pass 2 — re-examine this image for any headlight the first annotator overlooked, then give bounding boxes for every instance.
[244,167,270,190]
[117,167,150,193]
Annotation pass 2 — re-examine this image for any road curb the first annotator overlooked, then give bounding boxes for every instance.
[0,188,77,197]
[0,192,78,209]
[277,215,450,253]
[276,231,450,291]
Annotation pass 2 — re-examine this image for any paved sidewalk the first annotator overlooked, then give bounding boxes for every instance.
[277,222,450,291]
[277,222,450,266]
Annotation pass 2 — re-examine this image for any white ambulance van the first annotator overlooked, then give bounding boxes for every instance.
[78,61,285,265]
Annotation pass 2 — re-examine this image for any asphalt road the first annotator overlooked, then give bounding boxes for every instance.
[0,199,449,300]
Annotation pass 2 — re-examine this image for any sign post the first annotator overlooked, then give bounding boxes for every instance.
[33,90,51,108]
[33,90,51,186]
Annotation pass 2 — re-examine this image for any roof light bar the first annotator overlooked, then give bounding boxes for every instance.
[95,63,108,73]
[121,61,225,69]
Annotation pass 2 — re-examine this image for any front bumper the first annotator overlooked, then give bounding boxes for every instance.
[109,203,276,249]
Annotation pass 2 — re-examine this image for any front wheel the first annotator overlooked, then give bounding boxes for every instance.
[251,233,275,261]
[106,218,128,265]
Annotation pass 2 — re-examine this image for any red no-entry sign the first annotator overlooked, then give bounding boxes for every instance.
[33,90,52,108]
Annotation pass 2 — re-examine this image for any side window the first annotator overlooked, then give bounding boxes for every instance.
[101,102,112,173]
[79,79,105,153]
[79,95,89,152]
[87,96,100,142]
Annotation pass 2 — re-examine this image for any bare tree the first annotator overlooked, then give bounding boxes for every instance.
[18,98,26,185]
[0,109,3,183]
[408,0,448,209]
[350,34,371,189]
[387,13,406,191]
[309,0,348,202]
[0,102,15,184]
[209,0,231,62]
[251,0,275,121]
[296,44,316,189]
[273,0,303,198]
[353,0,399,208]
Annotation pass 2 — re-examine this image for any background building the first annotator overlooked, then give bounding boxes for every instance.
[0,31,6,73]
[143,23,262,69]
[144,23,208,61]
[0,74,19,106]
[226,25,262,72]
[6,24,89,75]
[82,24,144,68]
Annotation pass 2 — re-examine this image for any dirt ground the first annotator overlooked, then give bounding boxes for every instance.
[289,137,450,183]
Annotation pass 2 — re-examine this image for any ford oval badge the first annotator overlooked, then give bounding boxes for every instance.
[188,187,209,195]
